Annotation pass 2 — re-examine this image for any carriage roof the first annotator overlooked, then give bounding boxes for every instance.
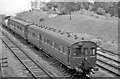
[28,25,96,46]
[10,18,29,26]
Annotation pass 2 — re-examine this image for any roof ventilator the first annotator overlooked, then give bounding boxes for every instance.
[43,25,46,28]
[40,25,44,28]
[67,33,71,37]
[36,24,38,26]
[81,37,84,40]
[45,26,48,29]
[53,29,56,32]
[61,32,64,35]
[74,35,78,39]
[49,28,52,30]
[58,30,61,33]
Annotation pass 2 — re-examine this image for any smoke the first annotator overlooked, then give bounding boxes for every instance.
[0,0,31,16]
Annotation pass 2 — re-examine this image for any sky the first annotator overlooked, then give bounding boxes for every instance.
[0,0,32,16]
[0,0,115,16]
[0,0,52,16]
[0,0,95,16]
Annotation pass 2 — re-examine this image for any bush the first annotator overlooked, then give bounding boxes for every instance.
[96,7,105,15]
[105,13,111,17]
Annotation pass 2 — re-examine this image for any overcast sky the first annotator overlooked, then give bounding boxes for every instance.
[0,0,96,16]
[0,0,52,16]
[0,0,32,16]
[0,0,115,16]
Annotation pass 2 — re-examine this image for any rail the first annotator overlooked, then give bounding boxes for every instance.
[1,31,54,78]
[97,50,120,77]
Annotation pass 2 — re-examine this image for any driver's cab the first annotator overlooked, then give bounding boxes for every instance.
[73,46,96,57]
[69,41,97,69]
[72,42,96,57]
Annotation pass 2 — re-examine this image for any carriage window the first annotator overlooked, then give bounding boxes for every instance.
[37,35,39,40]
[47,39,50,45]
[58,45,61,51]
[20,27,22,31]
[59,46,62,52]
[53,43,61,51]
[14,21,16,26]
[50,41,53,46]
[54,43,58,49]
[52,42,54,47]
[19,27,21,30]
[44,37,46,43]
[20,26,23,31]
[39,34,42,40]
[62,47,67,55]
[90,48,96,56]
[42,36,44,42]
[17,23,19,28]
[73,47,82,57]
[62,47,65,53]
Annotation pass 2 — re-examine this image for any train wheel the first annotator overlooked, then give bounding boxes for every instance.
[68,69,76,75]
[81,69,91,76]
[64,65,68,72]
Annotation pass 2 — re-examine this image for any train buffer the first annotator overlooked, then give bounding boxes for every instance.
[0,57,8,67]
[0,57,7,60]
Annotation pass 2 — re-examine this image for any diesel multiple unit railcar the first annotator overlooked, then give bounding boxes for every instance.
[2,16,98,75]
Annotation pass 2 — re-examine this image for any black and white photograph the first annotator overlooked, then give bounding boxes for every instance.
[0,0,119,78]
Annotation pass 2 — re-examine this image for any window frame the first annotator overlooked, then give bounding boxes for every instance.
[73,47,82,57]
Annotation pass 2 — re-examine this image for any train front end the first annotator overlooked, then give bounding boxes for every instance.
[70,41,98,75]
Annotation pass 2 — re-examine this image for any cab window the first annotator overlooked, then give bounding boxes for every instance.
[73,47,82,57]
[90,48,96,56]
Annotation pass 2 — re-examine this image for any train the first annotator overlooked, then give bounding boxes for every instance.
[2,15,98,75]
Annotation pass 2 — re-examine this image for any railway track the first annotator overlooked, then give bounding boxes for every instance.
[97,50,120,77]
[1,31,54,78]
[98,48,120,56]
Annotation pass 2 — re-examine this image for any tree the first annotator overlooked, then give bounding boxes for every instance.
[108,2,118,17]
[118,2,120,18]
[64,2,75,20]
[74,3,81,11]
[82,2,90,10]
[46,2,54,9]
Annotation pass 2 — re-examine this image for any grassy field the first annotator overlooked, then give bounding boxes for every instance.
[16,10,119,54]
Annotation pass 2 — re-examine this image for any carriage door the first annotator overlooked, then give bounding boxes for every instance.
[25,26,28,39]
[69,46,83,68]
[39,34,42,47]
[82,47,92,68]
